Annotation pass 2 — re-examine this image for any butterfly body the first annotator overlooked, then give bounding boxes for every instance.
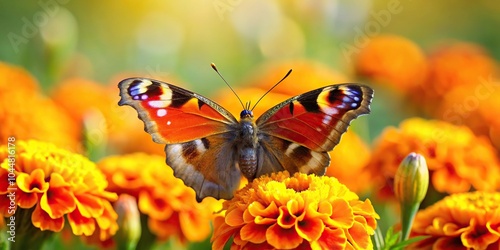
[118,78,373,201]
[236,115,260,180]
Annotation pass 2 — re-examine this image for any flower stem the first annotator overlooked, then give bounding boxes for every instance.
[400,202,419,241]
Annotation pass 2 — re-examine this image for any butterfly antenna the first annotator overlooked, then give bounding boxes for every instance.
[211,63,245,110]
[251,69,292,111]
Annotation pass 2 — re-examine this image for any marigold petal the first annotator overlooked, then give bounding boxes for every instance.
[138,190,173,220]
[17,191,39,209]
[75,193,104,218]
[312,227,346,250]
[17,169,48,193]
[442,222,466,236]
[95,202,118,239]
[212,217,239,250]
[240,222,268,243]
[286,198,305,219]
[319,199,354,228]
[434,237,467,250]
[432,167,471,193]
[149,215,181,241]
[226,207,245,227]
[32,204,64,232]
[248,201,279,218]
[266,223,303,249]
[179,210,211,242]
[68,208,96,236]
[277,206,296,229]
[247,201,278,225]
[296,209,325,242]
[461,218,499,249]
[346,220,371,249]
[40,182,76,218]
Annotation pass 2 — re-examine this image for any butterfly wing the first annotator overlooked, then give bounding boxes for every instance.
[118,78,238,144]
[255,84,373,176]
[118,78,241,200]
[165,134,241,201]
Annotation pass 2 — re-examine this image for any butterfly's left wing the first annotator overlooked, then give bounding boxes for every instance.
[255,84,373,176]
[118,78,238,144]
[118,78,242,201]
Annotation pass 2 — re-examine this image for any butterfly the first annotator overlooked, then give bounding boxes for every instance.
[118,75,373,201]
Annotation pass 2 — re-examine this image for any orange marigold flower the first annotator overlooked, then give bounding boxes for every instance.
[427,42,497,97]
[0,67,80,152]
[326,130,371,195]
[414,42,498,116]
[367,118,500,199]
[0,61,39,95]
[243,60,350,97]
[97,153,220,245]
[410,191,500,250]
[51,78,164,155]
[431,72,500,142]
[0,140,118,248]
[355,35,428,93]
[211,171,379,250]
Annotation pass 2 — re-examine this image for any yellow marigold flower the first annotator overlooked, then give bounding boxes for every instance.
[0,67,80,152]
[410,192,500,249]
[354,35,428,93]
[367,118,500,199]
[51,78,164,155]
[243,60,350,97]
[211,171,379,250]
[97,153,220,245]
[0,140,118,248]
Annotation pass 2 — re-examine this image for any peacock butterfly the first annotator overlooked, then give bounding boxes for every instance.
[118,67,373,201]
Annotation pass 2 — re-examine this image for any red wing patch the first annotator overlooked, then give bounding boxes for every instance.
[256,85,373,152]
[118,78,238,144]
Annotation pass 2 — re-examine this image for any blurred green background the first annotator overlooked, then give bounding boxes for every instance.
[1,0,499,95]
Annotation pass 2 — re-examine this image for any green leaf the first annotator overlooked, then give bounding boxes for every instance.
[383,226,400,249]
[390,236,430,250]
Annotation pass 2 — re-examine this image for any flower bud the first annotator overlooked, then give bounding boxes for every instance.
[394,152,429,241]
[394,152,429,205]
[114,194,141,250]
